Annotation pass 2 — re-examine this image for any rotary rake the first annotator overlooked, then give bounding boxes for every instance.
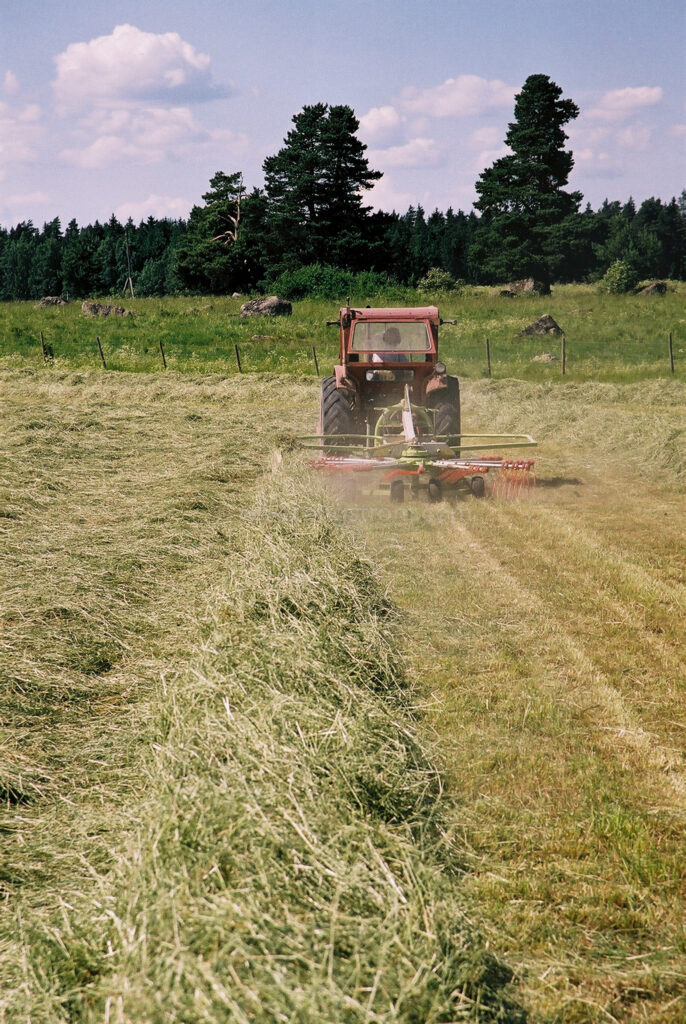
[306,386,536,503]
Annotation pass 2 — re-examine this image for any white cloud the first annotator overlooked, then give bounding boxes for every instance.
[0,190,51,221]
[113,194,193,222]
[670,123,686,139]
[468,125,503,149]
[401,74,515,118]
[51,25,241,172]
[570,147,621,178]
[369,137,440,168]
[0,99,42,165]
[367,174,413,213]
[3,70,19,95]
[60,106,247,168]
[616,124,652,150]
[588,86,663,121]
[472,146,509,172]
[52,23,230,114]
[359,104,402,144]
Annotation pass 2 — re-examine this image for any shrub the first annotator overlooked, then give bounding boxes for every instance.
[417,267,460,291]
[266,263,396,300]
[599,259,639,294]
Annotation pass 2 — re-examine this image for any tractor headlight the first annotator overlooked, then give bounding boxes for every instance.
[435,361,446,375]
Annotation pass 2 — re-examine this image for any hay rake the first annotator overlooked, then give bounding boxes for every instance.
[304,386,536,502]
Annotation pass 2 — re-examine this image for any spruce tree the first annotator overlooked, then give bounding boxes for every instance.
[472,74,582,283]
[262,103,381,271]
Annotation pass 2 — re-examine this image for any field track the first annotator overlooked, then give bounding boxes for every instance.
[1,368,684,1022]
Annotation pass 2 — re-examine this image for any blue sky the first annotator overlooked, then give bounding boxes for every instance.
[0,0,684,227]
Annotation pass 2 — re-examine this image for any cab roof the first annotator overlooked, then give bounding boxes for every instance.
[342,306,439,323]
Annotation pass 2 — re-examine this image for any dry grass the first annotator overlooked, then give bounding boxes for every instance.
[2,365,684,1023]
[0,370,524,1022]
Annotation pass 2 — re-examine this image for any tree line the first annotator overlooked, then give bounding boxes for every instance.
[1,77,684,301]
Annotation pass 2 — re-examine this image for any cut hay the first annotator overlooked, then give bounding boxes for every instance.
[0,370,523,1023]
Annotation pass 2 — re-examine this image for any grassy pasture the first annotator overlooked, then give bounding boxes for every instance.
[0,282,684,383]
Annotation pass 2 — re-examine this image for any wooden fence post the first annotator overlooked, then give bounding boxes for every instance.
[97,336,107,369]
[40,331,48,363]
[312,345,319,376]
[159,339,167,369]
[234,343,242,373]
[561,333,566,376]
[669,332,675,374]
[485,337,491,378]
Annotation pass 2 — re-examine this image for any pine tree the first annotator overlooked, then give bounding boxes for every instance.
[472,74,582,283]
[262,103,381,271]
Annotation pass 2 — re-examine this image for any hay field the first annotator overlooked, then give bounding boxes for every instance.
[0,370,524,1023]
[362,378,686,1022]
[1,364,684,1023]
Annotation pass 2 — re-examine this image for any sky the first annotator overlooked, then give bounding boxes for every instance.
[0,0,684,228]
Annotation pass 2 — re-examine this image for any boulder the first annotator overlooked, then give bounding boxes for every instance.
[82,301,132,318]
[520,314,563,337]
[240,296,292,318]
[37,296,67,307]
[638,281,667,295]
[501,277,551,297]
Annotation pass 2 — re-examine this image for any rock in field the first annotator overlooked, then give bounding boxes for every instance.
[37,296,67,307]
[82,301,132,318]
[500,277,551,297]
[520,314,563,336]
[240,296,292,318]
[638,281,667,295]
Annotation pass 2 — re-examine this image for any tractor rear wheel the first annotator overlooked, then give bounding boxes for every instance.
[427,376,461,442]
[320,376,356,441]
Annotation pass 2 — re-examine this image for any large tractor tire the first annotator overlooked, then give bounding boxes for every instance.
[320,376,356,442]
[427,375,461,441]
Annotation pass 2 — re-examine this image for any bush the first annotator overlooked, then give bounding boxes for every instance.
[266,263,396,300]
[599,259,639,294]
[417,267,460,291]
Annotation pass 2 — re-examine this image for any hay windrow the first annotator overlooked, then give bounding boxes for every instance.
[51,476,523,1021]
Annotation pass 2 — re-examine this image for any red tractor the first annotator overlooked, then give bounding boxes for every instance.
[320,303,460,442]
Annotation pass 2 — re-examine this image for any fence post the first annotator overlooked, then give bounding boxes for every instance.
[312,345,319,376]
[40,331,48,363]
[669,332,675,374]
[485,337,491,378]
[561,333,566,376]
[234,343,242,373]
[97,336,107,369]
[159,339,167,369]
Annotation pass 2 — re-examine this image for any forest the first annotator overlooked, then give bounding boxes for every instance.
[1,78,684,300]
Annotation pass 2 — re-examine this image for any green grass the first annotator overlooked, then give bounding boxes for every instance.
[361,377,686,1022]
[1,282,684,382]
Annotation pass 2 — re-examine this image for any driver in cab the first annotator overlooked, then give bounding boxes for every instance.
[372,326,408,363]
